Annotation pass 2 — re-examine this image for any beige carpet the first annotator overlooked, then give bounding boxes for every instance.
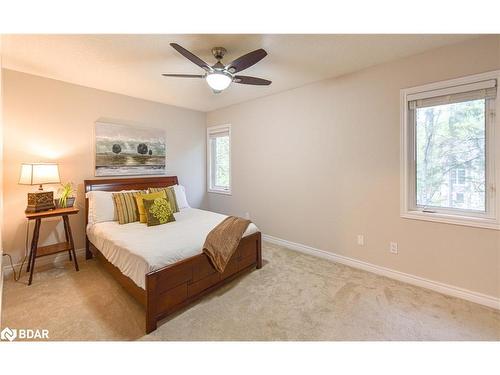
[2,242,499,341]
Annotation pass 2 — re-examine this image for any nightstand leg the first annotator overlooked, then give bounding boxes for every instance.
[63,218,72,261]
[28,219,41,286]
[26,249,32,272]
[27,239,33,273]
[27,220,34,273]
[63,215,79,272]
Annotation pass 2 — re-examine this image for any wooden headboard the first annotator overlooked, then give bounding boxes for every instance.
[84,176,178,194]
[84,176,178,226]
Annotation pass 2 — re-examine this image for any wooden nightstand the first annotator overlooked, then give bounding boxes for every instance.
[25,206,80,285]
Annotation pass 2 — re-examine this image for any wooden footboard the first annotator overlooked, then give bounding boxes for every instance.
[145,231,261,333]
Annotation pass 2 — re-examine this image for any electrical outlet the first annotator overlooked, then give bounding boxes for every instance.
[390,242,398,254]
[244,212,251,219]
[357,235,364,246]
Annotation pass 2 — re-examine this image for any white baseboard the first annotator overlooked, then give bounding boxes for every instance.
[262,234,500,310]
[2,248,86,279]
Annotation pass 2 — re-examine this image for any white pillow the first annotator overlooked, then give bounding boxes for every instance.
[86,190,142,225]
[173,184,190,209]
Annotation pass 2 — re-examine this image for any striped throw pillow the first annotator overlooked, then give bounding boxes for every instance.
[112,191,144,224]
[148,186,179,213]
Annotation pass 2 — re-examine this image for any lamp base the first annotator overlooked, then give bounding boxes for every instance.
[26,191,55,213]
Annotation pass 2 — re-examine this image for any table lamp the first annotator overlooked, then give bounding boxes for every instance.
[19,163,60,212]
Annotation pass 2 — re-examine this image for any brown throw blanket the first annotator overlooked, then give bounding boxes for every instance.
[203,216,251,273]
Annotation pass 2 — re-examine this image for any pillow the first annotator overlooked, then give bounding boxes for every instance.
[172,184,190,209]
[143,197,176,226]
[135,191,166,223]
[86,191,116,225]
[148,186,179,213]
[112,191,143,224]
[86,190,141,225]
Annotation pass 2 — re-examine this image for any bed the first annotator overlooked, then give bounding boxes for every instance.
[84,176,262,333]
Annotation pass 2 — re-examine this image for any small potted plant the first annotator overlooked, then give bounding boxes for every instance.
[55,182,75,208]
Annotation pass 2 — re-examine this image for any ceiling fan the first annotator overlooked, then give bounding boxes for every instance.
[163,43,272,93]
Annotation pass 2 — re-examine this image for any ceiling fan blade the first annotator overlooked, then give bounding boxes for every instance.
[170,43,211,72]
[162,74,204,78]
[227,49,267,73]
[233,75,272,86]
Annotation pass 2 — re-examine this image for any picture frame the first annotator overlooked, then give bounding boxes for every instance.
[94,121,166,177]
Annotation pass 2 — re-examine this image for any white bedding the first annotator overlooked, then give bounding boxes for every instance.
[87,208,259,289]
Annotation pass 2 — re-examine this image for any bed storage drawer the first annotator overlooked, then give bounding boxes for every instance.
[157,283,188,312]
[221,254,239,279]
[239,254,257,270]
[188,272,221,296]
[156,261,193,293]
[192,254,218,282]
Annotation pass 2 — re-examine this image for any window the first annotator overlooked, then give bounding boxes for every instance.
[207,124,231,194]
[401,72,499,229]
[451,168,466,186]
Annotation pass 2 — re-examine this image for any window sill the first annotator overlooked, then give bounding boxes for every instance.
[208,188,232,196]
[401,210,499,230]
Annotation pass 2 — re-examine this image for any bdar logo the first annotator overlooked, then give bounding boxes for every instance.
[0,327,49,341]
[1,327,17,341]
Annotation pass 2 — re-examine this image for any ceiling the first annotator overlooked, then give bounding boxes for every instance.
[1,34,478,112]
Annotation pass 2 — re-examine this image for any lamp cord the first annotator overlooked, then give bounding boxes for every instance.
[2,220,30,282]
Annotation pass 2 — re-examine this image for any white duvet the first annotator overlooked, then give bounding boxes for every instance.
[87,208,259,289]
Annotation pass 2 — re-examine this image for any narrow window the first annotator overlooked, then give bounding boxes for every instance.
[207,125,231,194]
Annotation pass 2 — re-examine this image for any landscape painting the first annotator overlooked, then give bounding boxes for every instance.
[95,122,166,176]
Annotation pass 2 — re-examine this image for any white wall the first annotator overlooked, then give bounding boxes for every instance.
[2,69,207,264]
[207,36,500,299]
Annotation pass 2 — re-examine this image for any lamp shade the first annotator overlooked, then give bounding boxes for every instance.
[206,72,232,91]
[19,163,60,186]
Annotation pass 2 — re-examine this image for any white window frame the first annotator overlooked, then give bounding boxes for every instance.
[207,124,232,195]
[400,71,500,230]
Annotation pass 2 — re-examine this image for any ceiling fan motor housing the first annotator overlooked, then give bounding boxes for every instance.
[211,47,227,61]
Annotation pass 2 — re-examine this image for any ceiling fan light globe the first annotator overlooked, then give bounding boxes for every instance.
[206,72,232,91]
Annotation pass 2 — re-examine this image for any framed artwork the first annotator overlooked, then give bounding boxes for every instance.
[95,122,166,176]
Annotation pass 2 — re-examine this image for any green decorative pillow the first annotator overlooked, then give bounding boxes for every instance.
[143,197,176,226]
[148,186,179,213]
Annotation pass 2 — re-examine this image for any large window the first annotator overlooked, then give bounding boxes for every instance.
[401,72,499,229]
[207,124,231,194]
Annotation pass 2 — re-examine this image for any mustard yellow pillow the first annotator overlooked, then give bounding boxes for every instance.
[135,191,166,223]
